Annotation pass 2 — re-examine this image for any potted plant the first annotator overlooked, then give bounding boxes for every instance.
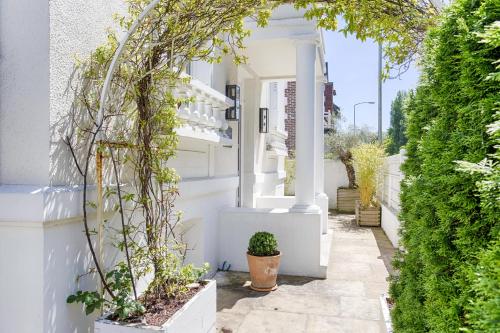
[325,128,376,212]
[352,143,386,226]
[247,231,281,291]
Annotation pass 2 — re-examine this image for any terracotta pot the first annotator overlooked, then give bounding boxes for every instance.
[246,252,281,292]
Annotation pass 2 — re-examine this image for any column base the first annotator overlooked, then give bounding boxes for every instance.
[290,203,321,213]
[315,192,329,234]
[315,192,328,199]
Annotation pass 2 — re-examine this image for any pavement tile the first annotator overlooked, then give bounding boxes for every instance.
[340,296,382,321]
[306,315,384,333]
[216,212,395,332]
[238,310,308,333]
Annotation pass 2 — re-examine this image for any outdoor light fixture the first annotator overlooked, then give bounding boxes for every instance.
[225,85,240,120]
[259,107,269,133]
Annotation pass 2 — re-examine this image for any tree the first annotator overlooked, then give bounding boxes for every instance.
[385,90,408,155]
[389,0,500,331]
[325,126,377,188]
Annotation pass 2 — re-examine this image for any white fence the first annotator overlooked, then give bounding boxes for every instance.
[379,150,406,212]
[379,150,406,248]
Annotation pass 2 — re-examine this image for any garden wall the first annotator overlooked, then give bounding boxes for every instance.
[218,208,326,278]
[379,151,406,248]
[324,159,349,209]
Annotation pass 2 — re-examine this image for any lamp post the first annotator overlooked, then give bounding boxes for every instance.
[353,101,375,135]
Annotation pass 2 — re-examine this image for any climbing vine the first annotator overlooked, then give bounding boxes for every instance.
[63,0,438,322]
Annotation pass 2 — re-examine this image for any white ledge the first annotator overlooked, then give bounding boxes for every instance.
[176,126,232,146]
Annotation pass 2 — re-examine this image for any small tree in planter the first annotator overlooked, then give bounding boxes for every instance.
[247,232,281,292]
[351,143,386,226]
[325,127,377,212]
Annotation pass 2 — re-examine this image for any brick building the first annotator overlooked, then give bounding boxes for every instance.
[285,81,337,154]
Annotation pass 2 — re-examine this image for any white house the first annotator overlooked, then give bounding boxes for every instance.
[0,1,331,332]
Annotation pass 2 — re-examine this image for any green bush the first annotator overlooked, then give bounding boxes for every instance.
[389,0,500,332]
[248,231,279,256]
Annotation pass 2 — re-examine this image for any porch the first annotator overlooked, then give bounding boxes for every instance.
[216,212,395,332]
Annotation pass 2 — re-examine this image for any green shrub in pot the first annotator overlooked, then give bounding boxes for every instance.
[248,231,279,256]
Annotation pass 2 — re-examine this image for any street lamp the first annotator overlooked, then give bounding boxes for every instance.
[353,101,375,135]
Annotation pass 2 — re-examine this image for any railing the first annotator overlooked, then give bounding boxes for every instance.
[379,149,406,212]
[175,77,234,144]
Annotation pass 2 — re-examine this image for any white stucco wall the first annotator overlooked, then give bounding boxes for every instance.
[49,0,126,186]
[218,208,325,278]
[0,0,50,185]
[324,159,349,209]
[0,1,239,332]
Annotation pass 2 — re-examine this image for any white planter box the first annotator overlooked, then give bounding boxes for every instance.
[379,293,393,333]
[95,280,216,333]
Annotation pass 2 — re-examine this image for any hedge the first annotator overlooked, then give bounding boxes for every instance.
[389,0,500,332]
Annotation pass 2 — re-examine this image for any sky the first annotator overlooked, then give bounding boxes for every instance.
[323,29,420,132]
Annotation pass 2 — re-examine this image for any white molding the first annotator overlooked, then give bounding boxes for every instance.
[178,176,239,200]
[0,177,238,227]
[176,125,232,145]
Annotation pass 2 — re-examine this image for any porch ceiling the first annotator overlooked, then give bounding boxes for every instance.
[242,4,326,80]
[242,38,325,80]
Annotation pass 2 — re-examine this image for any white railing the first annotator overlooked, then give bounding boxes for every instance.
[379,149,406,212]
[175,77,234,144]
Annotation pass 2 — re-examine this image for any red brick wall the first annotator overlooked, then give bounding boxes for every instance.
[285,81,334,154]
[324,82,334,116]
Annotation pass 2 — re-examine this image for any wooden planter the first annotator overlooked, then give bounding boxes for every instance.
[355,200,381,227]
[337,188,360,213]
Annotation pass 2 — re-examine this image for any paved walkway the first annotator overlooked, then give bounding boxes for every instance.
[215,212,396,333]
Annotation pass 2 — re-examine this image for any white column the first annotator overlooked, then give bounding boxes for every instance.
[315,80,326,196]
[292,40,320,213]
[315,80,328,233]
[241,78,261,208]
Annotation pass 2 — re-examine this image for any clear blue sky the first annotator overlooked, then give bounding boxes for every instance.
[323,29,420,132]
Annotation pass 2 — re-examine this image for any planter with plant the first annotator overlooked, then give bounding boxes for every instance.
[326,128,377,212]
[352,143,385,226]
[247,232,281,292]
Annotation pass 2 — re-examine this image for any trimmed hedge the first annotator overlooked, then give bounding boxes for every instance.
[389,0,500,332]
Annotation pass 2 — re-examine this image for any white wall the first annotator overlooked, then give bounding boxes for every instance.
[218,208,325,278]
[379,151,406,248]
[324,159,349,209]
[0,1,239,332]
[0,0,50,184]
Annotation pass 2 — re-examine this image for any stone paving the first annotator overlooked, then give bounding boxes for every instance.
[215,212,396,333]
